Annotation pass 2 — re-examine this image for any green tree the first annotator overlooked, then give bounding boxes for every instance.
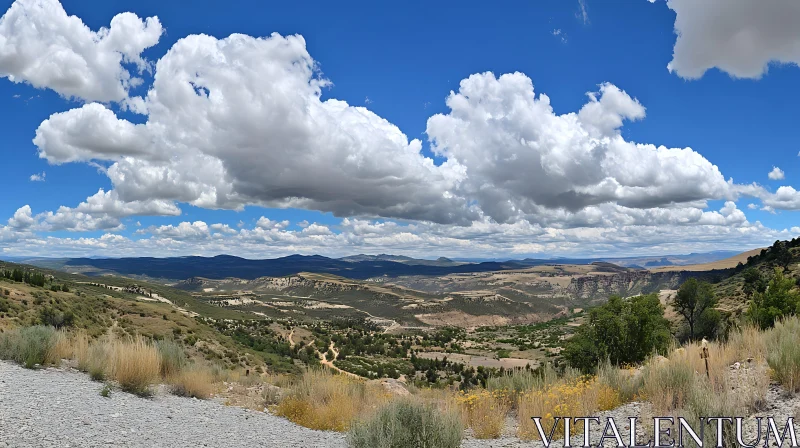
[748,268,800,329]
[673,278,718,341]
[563,294,671,373]
[773,241,793,271]
[742,268,767,299]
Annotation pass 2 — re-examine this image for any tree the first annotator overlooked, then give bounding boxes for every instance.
[673,278,717,341]
[563,294,671,373]
[742,268,767,299]
[748,268,800,329]
[776,245,793,271]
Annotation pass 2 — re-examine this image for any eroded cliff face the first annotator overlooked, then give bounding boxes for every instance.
[566,270,716,300]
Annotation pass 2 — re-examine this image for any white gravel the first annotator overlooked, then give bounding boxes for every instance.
[7,360,785,448]
[0,361,347,448]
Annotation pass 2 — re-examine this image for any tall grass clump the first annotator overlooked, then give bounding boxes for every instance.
[0,326,58,368]
[86,339,112,381]
[765,316,800,393]
[276,368,380,431]
[641,357,696,414]
[49,330,74,364]
[597,360,643,402]
[348,399,463,448]
[111,335,161,396]
[680,383,743,448]
[169,364,214,399]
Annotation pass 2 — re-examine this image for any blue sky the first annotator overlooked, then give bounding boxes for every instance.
[1,0,799,259]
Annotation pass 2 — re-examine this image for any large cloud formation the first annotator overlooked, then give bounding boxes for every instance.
[0,0,162,102]
[2,0,799,258]
[34,33,472,224]
[427,75,733,224]
[32,35,755,229]
[666,0,800,79]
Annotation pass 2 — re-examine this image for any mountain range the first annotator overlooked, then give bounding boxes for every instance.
[5,250,746,281]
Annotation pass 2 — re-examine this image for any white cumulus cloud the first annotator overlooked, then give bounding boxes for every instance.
[32,32,471,224]
[426,73,735,224]
[666,0,800,79]
[768,166,786,180]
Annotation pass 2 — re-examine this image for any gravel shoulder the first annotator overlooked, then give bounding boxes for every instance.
[0,361,346,448]
[4,360,790,448]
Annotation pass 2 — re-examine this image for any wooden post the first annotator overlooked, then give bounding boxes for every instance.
[700,346,710,378]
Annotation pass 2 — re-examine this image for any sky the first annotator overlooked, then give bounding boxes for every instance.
[1,0,800,259]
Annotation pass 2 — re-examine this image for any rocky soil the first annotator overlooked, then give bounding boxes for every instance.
[3,360,798,448]
[0,361,346,448]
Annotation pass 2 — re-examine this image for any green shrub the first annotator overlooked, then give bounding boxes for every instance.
[156,339,186,377]
[87,343,109,381]
[38,307,74,328]
[348,399,463,448]
[748,269,800,329]
[563,294,672,373]
[0,326,58,368]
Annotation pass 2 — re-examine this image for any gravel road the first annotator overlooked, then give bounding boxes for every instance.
[0,361,347,448]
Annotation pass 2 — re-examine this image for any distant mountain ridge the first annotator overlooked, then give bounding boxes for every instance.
[35,250,750,281]
[59,254,521,280]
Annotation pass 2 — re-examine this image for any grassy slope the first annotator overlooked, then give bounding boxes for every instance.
[0,261,287,372]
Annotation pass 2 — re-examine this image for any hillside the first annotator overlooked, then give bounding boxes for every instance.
[0,261,306,373]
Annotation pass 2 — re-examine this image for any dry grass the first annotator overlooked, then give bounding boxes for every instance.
[275,368,386,431]
[169,364,215,399]
[110,335,161,396]
[50,331,165,396]
[47,330,74,365]
[486,365,560,406]
[639,325,769,416]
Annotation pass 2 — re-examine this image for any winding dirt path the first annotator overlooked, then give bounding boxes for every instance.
[318,342,359,378]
